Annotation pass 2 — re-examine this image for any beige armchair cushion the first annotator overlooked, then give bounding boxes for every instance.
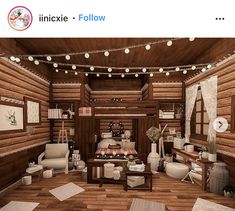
[45,143,68,159]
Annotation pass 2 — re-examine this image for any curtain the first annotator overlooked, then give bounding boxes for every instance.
[185,83,199,142]
[200,76,218,143]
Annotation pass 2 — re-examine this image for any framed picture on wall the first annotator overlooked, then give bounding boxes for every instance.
[0,101,25,133]
[24,97,41,125]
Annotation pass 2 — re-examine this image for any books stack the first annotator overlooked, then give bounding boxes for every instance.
[159,110,174,119]
[48,109,62,119]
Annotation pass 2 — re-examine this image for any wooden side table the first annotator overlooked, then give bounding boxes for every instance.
[124,164,153,192]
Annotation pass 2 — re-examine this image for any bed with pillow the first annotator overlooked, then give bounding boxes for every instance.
[95,138,138,157]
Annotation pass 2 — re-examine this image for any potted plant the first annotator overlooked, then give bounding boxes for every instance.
[146,126,161,171]
[207,138,217,162]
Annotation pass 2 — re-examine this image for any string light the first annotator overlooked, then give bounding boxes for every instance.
[65,55,70,60]
[189,37,195,42]
[104,51,109,56]
[90,66,94,71]
[28,56,34,61]
[53,63,58,68]
[15,58,21,63]
[175,67,180,71]
[201,68,206,72]
[85,73,88,76]
[135,73,139,77]
[183,70,187,74]
[84,53,90,58]
[150,73,154,77]
[191,65,196,70]
[145,44,151,50]
[166,72,170,76]
[34,60,39,65]
[167,40,173,46]
[108,74,112,78]
[46,56,52,61]
[65,70,68,74]
[72,65,76,70]
[142,68,147,73]
[55,69,59,72]
[75,71,78,75]
[159,68,164,73]
[10,56,15,61]
[124,48,130,54]
[108,67,112,72]
[121,73,125,78]
[207,64,212,69]
[125,68,130,73]
[96,73,100,77]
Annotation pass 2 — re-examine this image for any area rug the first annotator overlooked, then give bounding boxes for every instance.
[129,198,165,211]
[192,198,234,211]
[0,201,39,211]
[49,182,85,201]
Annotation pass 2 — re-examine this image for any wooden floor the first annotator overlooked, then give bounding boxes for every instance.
[0,172,235,211]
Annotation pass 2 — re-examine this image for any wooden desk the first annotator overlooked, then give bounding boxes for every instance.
[171,148,214,191]
[124,164,152,192]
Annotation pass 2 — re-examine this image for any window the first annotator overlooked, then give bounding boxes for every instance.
[232,96,235,133]
[191,89,209,140]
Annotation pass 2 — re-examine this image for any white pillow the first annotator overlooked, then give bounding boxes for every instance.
[97,139,116,148]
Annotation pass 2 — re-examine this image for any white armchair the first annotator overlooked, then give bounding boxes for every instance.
[38,143,69,174]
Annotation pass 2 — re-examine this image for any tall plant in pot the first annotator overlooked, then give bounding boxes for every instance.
[208,138,217,162]
[146,126,161,171]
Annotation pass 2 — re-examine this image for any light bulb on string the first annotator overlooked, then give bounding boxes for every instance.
[159,68,164,73]
[150,73,154,77]
[167,40,173,46]
[65,55,70,60]
[90,66,94,71]
[183,70,187,74]
[207,64,212,69]
[104,51,109,56]
[65,70,68,74]
[191,65,196,70]
[121,74,125,78]
[175,67,180,71]
[53,63,58,68]
[108,68,112,72]
[124,48,130,54]
[125,68,130,73]
[201,68,206,72]
[28,56,34,61]
[10,56,16,61]
[15,58,21,63]
[75,71,78,75]
[142,68,147,73]
[166,72,170,76]
[34,60,39,65]
[46,56,52,61]
[55,69,59,72]
[72,65,76,70]
[189,37,195,42]
[84,53,90,58]
[96,73,100,77]
[85,73,89,76]
[108,74,112,78]
[145,44,151,50]
[135,73,139,77]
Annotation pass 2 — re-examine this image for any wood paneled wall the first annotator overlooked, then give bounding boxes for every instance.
[0,59,50,154]
[141,83,149,100]
[90,90,142,102]
[84,84,91,106]
[152,82,183,99]
[0,59,50,190]
[186,58,235,186]
[52,83,81,101]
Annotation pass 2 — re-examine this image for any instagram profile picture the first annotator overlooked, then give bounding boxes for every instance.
[8,6,33,31]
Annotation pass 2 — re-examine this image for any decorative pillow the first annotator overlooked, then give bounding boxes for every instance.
[45,149,66,159]
[123,142,135,149]
[97,138,116,148]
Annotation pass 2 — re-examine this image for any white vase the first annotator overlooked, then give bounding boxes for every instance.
[147,143,160,171]
[208,153,217,162]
